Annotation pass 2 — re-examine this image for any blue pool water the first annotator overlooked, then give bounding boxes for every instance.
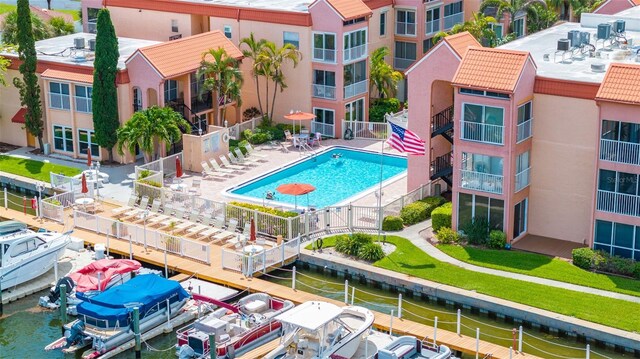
[228,147,407,208]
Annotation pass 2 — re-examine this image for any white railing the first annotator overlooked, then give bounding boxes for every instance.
[596,190,640,217]
[313,48,336,63]
[460,170,504,194]
[73,210,211,264]
[312,84,336,100]
[87,19,97,33]
[221,236,301,276]
[343,44,367,62]
[41,200,65,223]
[600,139,640,166]
[344,79,368,99]
[515,167,530,192]
[311,121,335,138]
[50,173,81,192]
[394,58,415,70]
[162,152,183,177]
[228,116,261,140]
[425,19,440,35]
[461,121,504,145]
[444,12,464,30]
[342,120,388,140]
[517,119,532,143]
[385,109,409,126]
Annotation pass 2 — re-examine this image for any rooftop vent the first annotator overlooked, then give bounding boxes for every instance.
[568,30,581,48]
[580,32,591,46]
[614,20,625,34]
[597,23,611,40]
[591,63,606,72]
[557,39,570,51]
[74,37,85,49]
[88,39,96,51]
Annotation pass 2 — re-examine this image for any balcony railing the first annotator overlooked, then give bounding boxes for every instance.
[394,57,415,70]
[461,121,504,145]
[515,167,530,192]
[312,84,336,100]
[343,44,367,62]
[425,19,440,35]
[87,19,97,34]
[517,118,532,143]
[344,79,368,99]
[311,121,335,138]
[597,190,640,217]
[313,48,336,63]
[460,170,503,194]
[600,139,640,166]
[444,12,464,30]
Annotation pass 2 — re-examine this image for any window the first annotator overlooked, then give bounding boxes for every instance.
[164,80,178,102]
[224,26,232,39]
[517,101,532,142]
[344,60,367,98]
[461,152,504,194]
[462,103,505,144]
[594,220,639,260]
[313,33,336,62]
[601,120,640,143]
[283,31,299,48]
[514,18,525,38]
[423,38,436,53]
[598,170,639,195]
[396,9,416,36]
[457,193,504,231]
[394,41,416,69]
[345,98,365,122]
[133,87,142,112]
[53,125,73,152]
[380,11,387,36]
[75,85,92,113]
[78,129,99,157]
[514,199,527,238]
[459,88,510,99]
[516,151,530,174]
[343,29,367,62]
[597,169,640,217]
[49,82,70,110]
[515,151,530,192]
[313,108,335,137]
[443,1,463,29]
[490,23,503,39]
[171,19,179,33]
[313,70,336,100]
[343,17,366,26]
[462,153,503,176]
[425,7,440,35]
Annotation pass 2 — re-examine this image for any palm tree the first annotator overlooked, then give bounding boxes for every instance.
[197,47,244,126]
[433,13,499,46]
[479,0,547,37]
[258,42,302,120]
[0,56,9,87]
[240,33,267,117]
[116,106,190,162]
[369,47,404,100]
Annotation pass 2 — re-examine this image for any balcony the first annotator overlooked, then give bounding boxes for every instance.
[461,170,503,194]
[461,121,504,145]
[344,79,368,99]
[444,12,463,30]
[313,48,336,63]
[597,190,640,217]
[425,20,440,35]
[394,57,415,70]
[343,44,367,63]
[600,139,640,166]
[312,84,336,100]
[515,167,530,192]
[517,119,532,143]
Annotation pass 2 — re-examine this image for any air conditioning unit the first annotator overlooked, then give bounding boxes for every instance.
[74,37,85,49]
[597,23,611,40]
[557,39,570,51]
[88,39,96,51]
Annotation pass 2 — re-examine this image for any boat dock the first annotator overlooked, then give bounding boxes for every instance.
[1,207,537,359]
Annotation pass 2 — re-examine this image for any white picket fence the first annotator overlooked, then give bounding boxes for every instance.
[221,236,301,276]
[228,116,262,140]
[73,210,211,264]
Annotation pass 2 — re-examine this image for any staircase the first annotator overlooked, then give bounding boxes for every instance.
[430,151,453,186]
[169,100,208,135]
[431,105,454,143]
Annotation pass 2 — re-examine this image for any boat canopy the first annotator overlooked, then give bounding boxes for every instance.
[0,220,27,237]
[275,301,342,331]
[69,259,141,292]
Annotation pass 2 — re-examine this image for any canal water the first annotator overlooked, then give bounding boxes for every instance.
[266,265,630,359]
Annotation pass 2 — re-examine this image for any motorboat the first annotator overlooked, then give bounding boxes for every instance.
[0,229,71,290]
[38,259,142,312]
[378,335,452,359]
[264,301,375,359]
[177,292,294,359]
[45,274,190,358]
[0,220,28,236]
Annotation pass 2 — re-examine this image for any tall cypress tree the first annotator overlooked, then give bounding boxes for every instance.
[92,9,120,162]
[13,0,44,150]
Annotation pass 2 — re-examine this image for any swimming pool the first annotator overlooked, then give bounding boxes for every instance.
[225,147,407,208]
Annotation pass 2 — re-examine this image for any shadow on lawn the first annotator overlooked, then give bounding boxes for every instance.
[19,158,44,176]
[463,246,553,271]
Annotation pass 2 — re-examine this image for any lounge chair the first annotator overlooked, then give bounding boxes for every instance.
[174,212,200,232]
[121,196,149,219]
[278,141,290,153]
[242,143,268,160]
[228,152,253,167]
[201,161,229,180]
[208,159,235,174]
[284,130,293,142]
[219,155,246,170]
[186,216,213,237]
[232,149,260,165]
[112,196,137,216]
[212,218,238,243]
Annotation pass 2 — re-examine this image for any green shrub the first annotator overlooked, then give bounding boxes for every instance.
[275,123,304,134]
[600,254,636,277]
[334,234,351,254]
[572,248,599,270]
[229,139,249,156]
[572,247,639,278]
[227,201,298,218]
[44,198,62,206]
[335,233,374,256]
[420,196,446,216]
[358,242,386,261]
[634,262,640,279]
[435,227,459,244]
[137,179,162,188]
[382,216,404,231]
[243,128,272,144]
[399,196,445,225]
[462,218,490,245]
[487,230,507,249]
[431,202,452,232]
[369,98,401,122]
[137,169,152,180]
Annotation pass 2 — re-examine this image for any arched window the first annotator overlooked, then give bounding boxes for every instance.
[133,87,142,112]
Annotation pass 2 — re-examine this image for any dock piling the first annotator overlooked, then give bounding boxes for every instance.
[398,293,402,319]
[390,309,394,336]
[476,328,480,359]
[586,344,590,359]
[292,266,296,290]
[134,306,141,358]
[344,280,348,304]
[60,284,67,331]
[457,309,461,335]
[351,286,355,305]
[518,325,523,352]
[434,316,438,344]
[209,333,216,359]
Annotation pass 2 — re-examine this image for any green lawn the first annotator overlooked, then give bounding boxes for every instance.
[0,4,15,14]
[0,5,80,21]
[438,245,640,297]
[56,9,81,21]
[312,235,640,332]
[0,155,81,182]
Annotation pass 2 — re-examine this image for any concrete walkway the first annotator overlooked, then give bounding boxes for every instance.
[397,221,640,304]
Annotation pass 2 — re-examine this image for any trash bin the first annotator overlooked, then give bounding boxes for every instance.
[95,243,106,260]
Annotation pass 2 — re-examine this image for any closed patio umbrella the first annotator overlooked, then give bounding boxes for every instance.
[250,218,256,242]
[86,148,92,167]
[276,183,316,210]
[81,173,88,195]
[176,157,183,179]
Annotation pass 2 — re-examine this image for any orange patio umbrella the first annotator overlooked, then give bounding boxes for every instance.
[86,148,92,167]
[250,218,256,242]
[176,156,183,179]
[284,111,315,136]
[276,183,316,209]
[81,172,88,194]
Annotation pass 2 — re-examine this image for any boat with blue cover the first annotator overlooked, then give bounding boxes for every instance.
[45,274,190,358]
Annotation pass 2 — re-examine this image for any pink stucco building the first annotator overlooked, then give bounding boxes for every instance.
[405,7,640,259]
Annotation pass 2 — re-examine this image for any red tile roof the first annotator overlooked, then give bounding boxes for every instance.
[534,77,600,100]
[595,63,640,105]
[326,0,372,20]
[134,31,243,79]
[41,69,94,83]
[443,32,481,58]
[362,0,393,10]
[452,47,530,93]
[11,108,26,124]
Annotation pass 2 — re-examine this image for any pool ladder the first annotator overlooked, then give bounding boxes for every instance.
[299,142,317,161]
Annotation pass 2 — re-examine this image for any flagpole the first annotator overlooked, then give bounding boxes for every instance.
[377,133,385,239]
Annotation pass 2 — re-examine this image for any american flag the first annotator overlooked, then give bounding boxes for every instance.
[387,122,425,155]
